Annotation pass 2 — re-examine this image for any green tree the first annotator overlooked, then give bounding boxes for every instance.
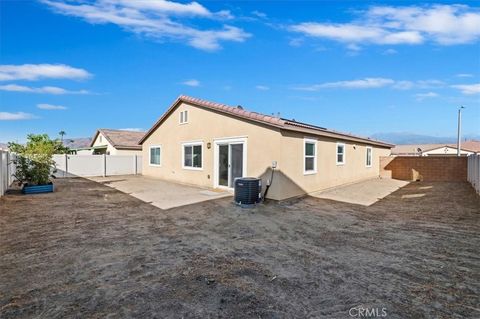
[59,130,66,143]
[9,134,68,185]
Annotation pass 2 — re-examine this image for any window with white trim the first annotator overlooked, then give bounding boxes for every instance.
[180,110,188,124]
[366,147,372,167]
[149,146,161,166]
[336,143,345,165]
[183,143,202,169]
[304,138,317,174]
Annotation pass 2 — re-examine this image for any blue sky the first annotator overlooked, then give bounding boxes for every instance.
[1,0,479,143]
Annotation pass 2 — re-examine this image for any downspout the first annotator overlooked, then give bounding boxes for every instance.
[263,163,276,201]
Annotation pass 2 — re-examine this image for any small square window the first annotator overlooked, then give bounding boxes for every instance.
[180,110,189,124]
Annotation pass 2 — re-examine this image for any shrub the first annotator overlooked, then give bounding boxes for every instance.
[8,134,68,186]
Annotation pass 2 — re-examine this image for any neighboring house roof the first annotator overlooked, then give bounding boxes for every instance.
[139,95,394,148]
[392,144,445,155]
[90,129,145,150]
[392,141,480,155]
[449,140,480,153]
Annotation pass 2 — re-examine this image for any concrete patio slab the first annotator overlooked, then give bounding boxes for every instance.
[310,178,409,206]
[88,175,231,209]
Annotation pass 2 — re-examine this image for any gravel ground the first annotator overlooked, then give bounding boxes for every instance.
[1,178,479,318]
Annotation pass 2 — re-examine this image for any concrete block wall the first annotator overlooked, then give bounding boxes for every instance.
[380,156,467,182]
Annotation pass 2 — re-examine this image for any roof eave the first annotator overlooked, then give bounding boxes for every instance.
[281,126,394,148]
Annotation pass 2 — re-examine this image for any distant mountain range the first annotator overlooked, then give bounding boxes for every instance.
[370,132,480,145]
[62,137,91,149]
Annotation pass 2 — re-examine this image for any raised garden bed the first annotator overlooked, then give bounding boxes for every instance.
[22,183,54,194]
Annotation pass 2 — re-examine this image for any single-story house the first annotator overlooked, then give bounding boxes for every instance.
[88,129,144,155]
[392,142,480,157]
[139,95,393,200]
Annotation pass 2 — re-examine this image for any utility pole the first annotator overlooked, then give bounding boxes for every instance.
[457,106,465,157]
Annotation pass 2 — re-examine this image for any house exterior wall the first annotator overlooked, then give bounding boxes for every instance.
[142,101,391,200]
[142,101,283,190]
[91,133,142,156]
[272,130,391,199]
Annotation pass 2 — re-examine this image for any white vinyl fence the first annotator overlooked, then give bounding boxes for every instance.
[0,151,16,197]
[53,154,142,178]
[467,154,480,194]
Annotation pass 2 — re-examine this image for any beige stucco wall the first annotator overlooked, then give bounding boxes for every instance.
[91,133,142,156]
[142,102,283,190]
[271,130,391,199]
[142,102,391,200]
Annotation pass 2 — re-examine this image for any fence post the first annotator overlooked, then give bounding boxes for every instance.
[103,154,107,177]
[64,153,68,178]
[0,151,4,196]
[134,154,137,175]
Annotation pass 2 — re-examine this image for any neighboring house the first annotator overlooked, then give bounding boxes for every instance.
[139,95,393,200]
[88,129,145,155]
[392,141,480,156]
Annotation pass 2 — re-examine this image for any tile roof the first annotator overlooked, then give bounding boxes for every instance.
[140,95,393,148]
[448,140,480,153]
[90,129,145,150]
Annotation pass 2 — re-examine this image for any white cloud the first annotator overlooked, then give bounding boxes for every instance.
[295,78,395,91]
[294,78,447,91]
[255,85,270,90]
[346,43,362,51]
[118,128,143,132]
[383,48,398,55]
[290,23,422,45]
[113,0,211,16]
[41,0,250,51]
[290,4,480,48]
[0,64,91,81]
[456,73,474,78]
[0,84,90,95]
[0,112,37,120]
[181,79,200,87]
[37,103,67,110]
[415,91,438,101]
[288,38,304,47]
[451,83,480,95]
[251,10,267,19]
[392,79,445,90]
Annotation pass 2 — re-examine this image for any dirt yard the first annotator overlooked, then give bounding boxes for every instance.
[1,178,479,318]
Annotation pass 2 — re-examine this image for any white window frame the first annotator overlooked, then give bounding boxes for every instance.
[366,146,372,168]
[149,145,162,167]
[179,110,188,124]
[303,138,317,175]
[336,142,346,165]
[213,136,248,189]
[182,141,203,170]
